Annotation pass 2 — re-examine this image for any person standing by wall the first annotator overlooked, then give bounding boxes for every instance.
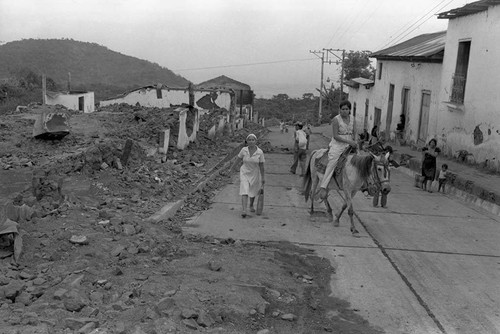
[421,138,441,193]
[304,123,312,150]
[229,134,265,217]
[290,122,308,176]
[370,125,379,145]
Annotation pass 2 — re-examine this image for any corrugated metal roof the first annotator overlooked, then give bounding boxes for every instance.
[351,77,374,85]
[438,0,500,19]
[345,77,374,89]
[371,31,446,61]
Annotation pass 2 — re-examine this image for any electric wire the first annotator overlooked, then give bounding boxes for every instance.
[385,0,455,48]
[173,58,316,72]
[378,0,454,50]
[336,2,380,49]
[325,0,361,47]
[378,0,448,50]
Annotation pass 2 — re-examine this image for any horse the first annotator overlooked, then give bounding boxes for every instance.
[302,149,391,235]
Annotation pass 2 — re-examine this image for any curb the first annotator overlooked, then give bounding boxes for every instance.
[146,154,237,224]
[394,154,500,218]
[146,129,268,223]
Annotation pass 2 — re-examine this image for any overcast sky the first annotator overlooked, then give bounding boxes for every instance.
[0,0,467,98]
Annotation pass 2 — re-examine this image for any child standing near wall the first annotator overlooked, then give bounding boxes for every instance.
[438,163,449,193]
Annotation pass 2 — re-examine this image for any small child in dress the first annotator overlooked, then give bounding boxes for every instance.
[438,164,448,193]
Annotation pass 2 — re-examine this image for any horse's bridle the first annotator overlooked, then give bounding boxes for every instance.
[369,158,390,190]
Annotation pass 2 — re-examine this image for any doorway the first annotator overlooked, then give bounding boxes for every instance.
[364,99,369,130]
[418,91,431,143]
[374,107,381,130]
[78,97,84,112]
[399,88,410,141]
[385,84,395,141]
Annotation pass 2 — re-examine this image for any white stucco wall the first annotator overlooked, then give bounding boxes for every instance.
[100,87,188,108]
[372,59,442,144]
[437,5,500,163]
[46,92,95,113]
[348,85,374,135]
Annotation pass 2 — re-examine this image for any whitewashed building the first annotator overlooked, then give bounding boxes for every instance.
[436,0,500,163]
[99,85,188,108]
[195,75,253,120]
[345,77,375,135]
[45,90,95,113]
[368,31,446,145]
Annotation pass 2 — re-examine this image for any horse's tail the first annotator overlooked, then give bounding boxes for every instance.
[302,150,315,202]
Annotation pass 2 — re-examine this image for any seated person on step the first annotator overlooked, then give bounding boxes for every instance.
[317,100,358,200]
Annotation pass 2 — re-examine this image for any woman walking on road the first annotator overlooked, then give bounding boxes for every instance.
[229,134,265,217]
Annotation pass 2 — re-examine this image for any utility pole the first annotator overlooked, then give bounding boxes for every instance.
[311,48,346,123]
[340,49,345,100]
[322,49,346,101]
[310,50,324,123]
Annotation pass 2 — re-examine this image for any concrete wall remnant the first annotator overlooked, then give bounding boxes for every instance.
[32,109,70,139]
[177,107,199,150]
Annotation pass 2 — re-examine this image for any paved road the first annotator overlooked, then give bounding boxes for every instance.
[184,126,500,334]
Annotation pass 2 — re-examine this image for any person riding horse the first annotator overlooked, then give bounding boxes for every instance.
[317,100,358,201]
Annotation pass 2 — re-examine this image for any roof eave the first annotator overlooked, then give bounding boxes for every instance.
[371,55,443,63]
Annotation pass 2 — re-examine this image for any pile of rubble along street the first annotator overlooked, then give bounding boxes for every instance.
[0,102,269,242]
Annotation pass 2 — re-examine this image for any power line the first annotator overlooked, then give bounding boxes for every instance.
[346,5,383,48]
[174,58,316,72]
[385,0,455,48]
[336,2,380,48]
[325,0,361,47]
[377,0,452,50]
[378,0,449,50]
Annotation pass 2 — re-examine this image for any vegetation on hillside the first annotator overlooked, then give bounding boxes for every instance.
[256,50,373,125]
[0,38,190,105]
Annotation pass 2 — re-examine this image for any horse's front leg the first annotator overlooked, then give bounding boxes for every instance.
[334,203,347,227]
[347,190,359,235]
[324,197,333,221]
[310,174,319,215]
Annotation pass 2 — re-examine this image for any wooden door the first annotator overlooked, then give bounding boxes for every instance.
[374,107,381,130]
[385,84,394,140]
[401,88,410,137]
[418,91,431,142]
[364,99,369,130]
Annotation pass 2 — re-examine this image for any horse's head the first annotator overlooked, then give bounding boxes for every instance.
[371,151,391,195]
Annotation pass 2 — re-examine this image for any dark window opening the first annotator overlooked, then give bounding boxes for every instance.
[451,41,470,104]
[156,87,162,99]
[378,62,383,80]
[78,96,84,111]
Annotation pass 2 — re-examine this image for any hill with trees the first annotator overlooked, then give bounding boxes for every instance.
[0,39,190,112]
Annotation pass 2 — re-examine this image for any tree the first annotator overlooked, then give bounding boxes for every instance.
[272,93,289,101]
[343,51,375,81]
[302,93,314,100]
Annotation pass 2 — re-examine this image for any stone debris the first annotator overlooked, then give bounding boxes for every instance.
[70,235,89,245]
